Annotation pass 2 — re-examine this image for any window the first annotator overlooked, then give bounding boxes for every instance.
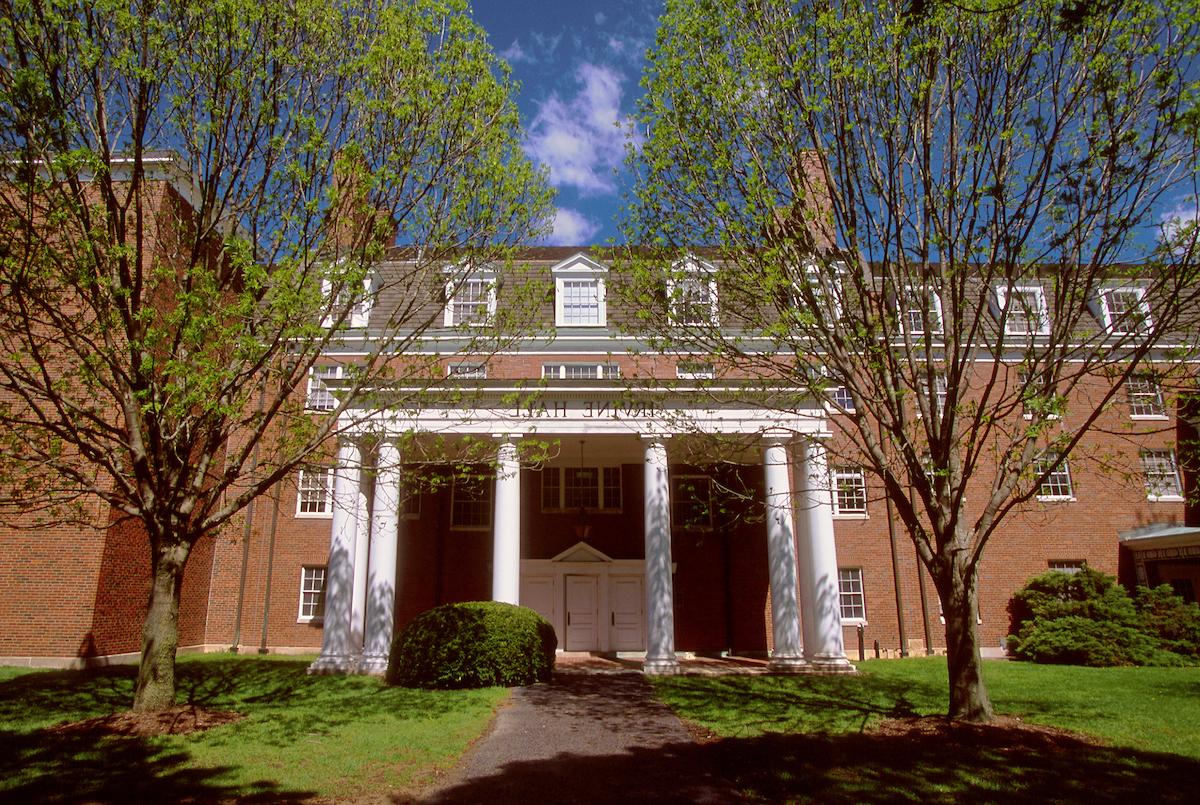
[676,361,715,380]
[900,287,943,334]
[296,468,334,516]
[994,284,1049,335]
[443,269,496,326]
[930,373,948,410]
[828,385,855,411]
[450,474,492,528]
[1142,449,1182,499]
[399,475,422,518]
[447,362,487,380]
[1048,560,1084,574]
[1096,286,1151,334]
[552,253,608,327]
[541,466,622,512]
[306,365,342,411]
[668,260,718,325]
[1034,452,1073,499]
[557,279,605,326]
[298,566,326,621]
[1127,374,1166,418]
[832,466,867,515]
[321,270,374,329]
[542,363,620,380]
[671,475,713,529]
[838,568,866,621]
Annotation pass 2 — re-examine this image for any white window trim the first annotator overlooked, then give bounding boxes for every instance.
[676,361,715,380]
[298,565,326,622]
[899,286,944,335]
[667,257,719,325]
[1142,449,1184,501]
[550,253,610,328]
[831,466,868,517]
[993,283,1050,335]
[296,468,335,518]
[320,267,374,329]
[447,362,488,380]
[1093,284,1152,335]
[443,265,497,327]
[838,567,868,624]
[542,363,621,380]
[306,365,343,411]
[1034,453,1075,502]
[1127,374,1168,420]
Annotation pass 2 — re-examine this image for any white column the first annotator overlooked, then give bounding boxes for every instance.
[361,439,401,674]
[642,436,679,674]
[763,434,806,671]
[309,438,364,674]
[349,452,371,661]
[795,438,854,671]
[492,437,521,605]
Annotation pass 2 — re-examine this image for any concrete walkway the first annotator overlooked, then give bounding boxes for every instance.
[421,669,746,804]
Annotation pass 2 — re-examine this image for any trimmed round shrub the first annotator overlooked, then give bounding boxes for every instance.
[386,601,556,688]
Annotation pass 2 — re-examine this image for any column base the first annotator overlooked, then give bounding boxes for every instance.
[358,654,389,676]
[307,654,357,675]
[807,655,857,674]
[767,655,808,673]
[642,657,681,675]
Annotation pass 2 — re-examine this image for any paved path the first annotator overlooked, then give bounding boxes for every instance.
[421,671,745,804]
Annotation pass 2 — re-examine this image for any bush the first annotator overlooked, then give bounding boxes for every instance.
[386,601,557,689]
[1007,568,1199,666]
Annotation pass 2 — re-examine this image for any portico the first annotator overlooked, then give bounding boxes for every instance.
[309,388,854,675]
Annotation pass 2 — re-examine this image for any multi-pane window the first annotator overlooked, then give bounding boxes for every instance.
[559,279,603,325]
[671,475,713,530]
[1142,449,1182,499]
[670,274,717,325]
[447,362,487,380]
[828,384,855,411]
[298,566,326,621]
[997,285,1049,335]
[446,278,493,325]
[541,466,621,512]
[676,362,715,380]
[832,466,867,515]
[1048,560,1084,574]
[542,363,621,380]
[1127,375,1166,417]
[1099,287,1151,334]
[1034,452,1073,499]
[399,475,422,518]
[838,568,866,620]
[306,365,342,411]
[902,288,943,334]
[450,475,493,528]
[296,468,334,516]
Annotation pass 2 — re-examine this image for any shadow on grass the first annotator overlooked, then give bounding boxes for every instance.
[419,727,1200,804]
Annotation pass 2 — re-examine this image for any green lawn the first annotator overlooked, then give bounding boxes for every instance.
[651,658,1200,803]
[0,653,506,802]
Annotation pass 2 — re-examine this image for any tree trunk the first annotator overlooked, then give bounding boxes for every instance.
[939,560,994,723]
[132,544,189,712]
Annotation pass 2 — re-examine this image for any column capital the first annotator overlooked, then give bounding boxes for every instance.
[801,430,835,443]
[639,432,672,445]
[491,432,523,444]
[762,428,796,445]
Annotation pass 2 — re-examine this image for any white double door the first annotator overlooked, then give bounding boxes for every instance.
[522,571,644,652]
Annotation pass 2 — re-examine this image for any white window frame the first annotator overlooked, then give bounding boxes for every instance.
[551,253,609,327]
[1048,560,1084,575]
[838,568,867,622]
[296,467,335,518]
[993,283,1050,335]
[1142,449,1183,500]
[321,268,374,329]
[447,362,487,380]
[668,257,719,325]
[1094,285,1152,335]
[1127,374,1167,418]
[298,565,326,622]
[828,384,855,412]
[443,265,497,327]
[306,365,342,411]
[542,363,620,380]
[1034,451,1074,501]
[832,466,868,516]
[540,466,622,512]
[900,286,943,335]
[793,260,845,321]
[676,361,715,380]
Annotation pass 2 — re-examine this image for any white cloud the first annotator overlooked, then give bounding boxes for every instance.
[1160,198,1199,251]
[595,12,607,25]
[500,39,534,65]
[530,30,563,60]
[524,63,630,195]
[544,208,602,245]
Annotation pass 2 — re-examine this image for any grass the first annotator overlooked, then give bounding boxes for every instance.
[0,653,507,803]
[650,658,1200,803]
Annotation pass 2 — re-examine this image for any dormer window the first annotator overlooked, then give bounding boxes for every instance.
[1094,285,1151,334]
[993,283,1049,335]
[551,253,609,327]
[900,286,943,335]
[668,258,718,325]
[321,266,374,329]
[444,266,496,326]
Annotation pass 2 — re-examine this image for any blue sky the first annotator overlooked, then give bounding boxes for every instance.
[472,1,662,245]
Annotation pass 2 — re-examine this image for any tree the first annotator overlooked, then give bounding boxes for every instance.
[623,0,1200,720]
[0,0,551,711]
